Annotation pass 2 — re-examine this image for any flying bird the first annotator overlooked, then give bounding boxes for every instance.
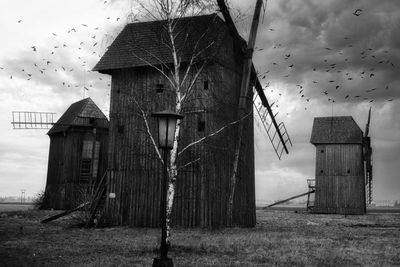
[18,20,22,23]
[353,9,362,16]
[31,46,37,51]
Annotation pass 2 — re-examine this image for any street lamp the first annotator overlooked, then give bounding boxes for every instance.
[151,110,184,267]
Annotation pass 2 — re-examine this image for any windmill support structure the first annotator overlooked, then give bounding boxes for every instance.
[217,0,291,226]
[363,107,373,205]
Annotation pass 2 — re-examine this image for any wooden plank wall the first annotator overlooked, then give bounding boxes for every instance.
[314,144,365,214]
[106,61,255,227]
[43,128,108,210]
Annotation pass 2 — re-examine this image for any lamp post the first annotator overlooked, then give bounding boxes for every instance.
[152,110,184,267]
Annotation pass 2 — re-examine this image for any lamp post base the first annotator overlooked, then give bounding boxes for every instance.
[152,257,173,267]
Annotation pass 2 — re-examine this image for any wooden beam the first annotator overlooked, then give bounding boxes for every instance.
[217,0,289,155]
[266,190,315,208]
[41,202,90,223]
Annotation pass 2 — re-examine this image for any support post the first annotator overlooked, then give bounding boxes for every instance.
[153,149,173,267]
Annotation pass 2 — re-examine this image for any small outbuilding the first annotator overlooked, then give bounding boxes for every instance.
[310,116,366,215]
[42,98,109,210]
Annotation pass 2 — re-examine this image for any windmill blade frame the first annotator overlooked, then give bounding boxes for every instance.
[363,107,373,204]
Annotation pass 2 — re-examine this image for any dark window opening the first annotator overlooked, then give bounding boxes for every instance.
[321,149,324,153]
[156,83,164,93]
[347,170,351,174]
[198,120,205,132]
[117,89,120,94]
[320,170,324,174]
[203,80,209,90]
[117,125,124,134]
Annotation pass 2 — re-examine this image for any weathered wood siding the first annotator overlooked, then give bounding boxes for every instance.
[314,144,366,214]
[105,34,255,227]
[43,128,108,210]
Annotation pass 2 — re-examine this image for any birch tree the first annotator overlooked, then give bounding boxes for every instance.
[121,0,235,245]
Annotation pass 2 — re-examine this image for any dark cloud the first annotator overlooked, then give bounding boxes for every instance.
[253,0,400,108]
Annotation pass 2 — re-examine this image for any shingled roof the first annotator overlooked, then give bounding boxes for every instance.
[310,116,363,144]
[48,98,109,135]
[93,13,230,74]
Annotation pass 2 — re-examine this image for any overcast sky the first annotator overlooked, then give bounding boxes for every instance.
[0,0,399,204]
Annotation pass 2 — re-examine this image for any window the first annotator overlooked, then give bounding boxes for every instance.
[156,83,164,93]
[198,120,205,132]
[82,140,93,159]
[118,125,124,134]
[203,80,209,90]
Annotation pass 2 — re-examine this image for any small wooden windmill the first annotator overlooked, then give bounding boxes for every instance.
[11,98,109,210]
[310,110,373,215]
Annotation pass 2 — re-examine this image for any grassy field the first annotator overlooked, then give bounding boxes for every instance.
[1,209,399,266]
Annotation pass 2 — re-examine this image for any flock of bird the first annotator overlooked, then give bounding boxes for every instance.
[0,6,397,115]
[0,1,119,97]
[255,7,397,112]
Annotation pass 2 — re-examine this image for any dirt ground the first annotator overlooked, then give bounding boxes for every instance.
[1,209,399,266]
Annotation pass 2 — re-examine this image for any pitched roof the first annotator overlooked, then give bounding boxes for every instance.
[310,116,363,144]
[47,98,109,135]
[93,13,230,74]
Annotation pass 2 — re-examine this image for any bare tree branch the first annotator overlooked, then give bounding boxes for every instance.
[178,112,252,157]
[177,157,200,171]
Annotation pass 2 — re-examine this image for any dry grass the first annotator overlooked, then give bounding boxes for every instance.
[1,209,399,266]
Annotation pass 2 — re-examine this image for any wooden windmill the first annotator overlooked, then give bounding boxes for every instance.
[92,0,291,228]
[310,110,373,215]
[11,98,109,210]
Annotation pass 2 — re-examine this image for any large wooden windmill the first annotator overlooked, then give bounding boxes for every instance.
[93,3,290,227]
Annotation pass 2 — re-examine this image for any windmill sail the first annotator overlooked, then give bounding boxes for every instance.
[11,111,55,129]
[216,0,292,160]
[364,107,373,204]
[252,71,292,159]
